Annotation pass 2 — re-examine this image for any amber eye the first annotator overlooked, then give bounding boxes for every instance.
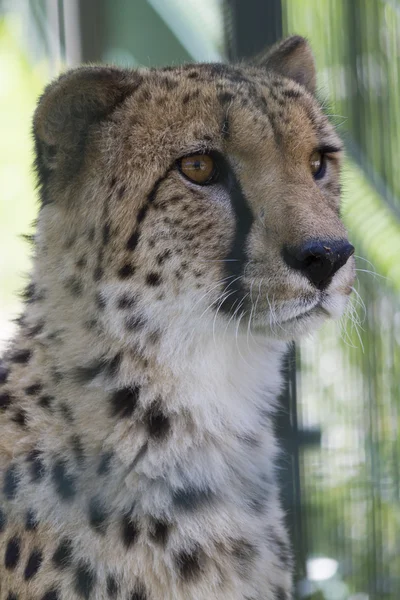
[179,154,217,185]
[310,151,326,180]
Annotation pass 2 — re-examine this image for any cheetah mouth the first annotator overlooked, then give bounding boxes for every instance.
[279,303,329,324]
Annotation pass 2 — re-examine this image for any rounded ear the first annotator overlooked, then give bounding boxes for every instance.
[33,66,140,202]
[254,36,316,94]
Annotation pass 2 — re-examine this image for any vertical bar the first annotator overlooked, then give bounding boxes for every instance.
[45,0,62,74]
[226,0,282,60]
[62,0,82,66]
[77,0,105,63]
[224,0,303,577]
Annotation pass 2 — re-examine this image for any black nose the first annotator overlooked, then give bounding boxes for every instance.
[282,239,355,290]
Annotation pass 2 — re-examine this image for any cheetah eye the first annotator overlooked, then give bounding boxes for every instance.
[178,154,218,185]
[310,151,326,180]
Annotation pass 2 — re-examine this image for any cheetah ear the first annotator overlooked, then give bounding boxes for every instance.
[33,66,138,199]
[255,36,316,94]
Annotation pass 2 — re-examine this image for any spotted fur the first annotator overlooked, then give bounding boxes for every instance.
[0,36,354,599]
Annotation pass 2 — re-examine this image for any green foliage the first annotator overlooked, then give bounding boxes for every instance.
[0,16,46,343]
[285,2,400,598]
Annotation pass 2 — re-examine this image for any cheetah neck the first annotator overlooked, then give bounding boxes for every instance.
[3,295,288,522]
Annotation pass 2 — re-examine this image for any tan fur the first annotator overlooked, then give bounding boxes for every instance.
[0,37,354,600]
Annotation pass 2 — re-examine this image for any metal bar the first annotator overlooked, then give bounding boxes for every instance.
[225,0,282,61]
[224,0,303,578]
[62,0,82,66]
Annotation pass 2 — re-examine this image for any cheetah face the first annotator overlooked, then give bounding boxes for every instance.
[34,37,355,345]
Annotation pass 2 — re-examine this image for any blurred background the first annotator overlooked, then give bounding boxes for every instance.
[0,1,399,598]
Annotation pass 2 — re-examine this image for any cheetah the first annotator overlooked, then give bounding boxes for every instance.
[0,36,355,600]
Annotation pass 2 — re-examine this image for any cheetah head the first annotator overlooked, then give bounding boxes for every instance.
[33,36,355,350]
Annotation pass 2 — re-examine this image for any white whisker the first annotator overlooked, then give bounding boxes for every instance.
[355,268,389,281]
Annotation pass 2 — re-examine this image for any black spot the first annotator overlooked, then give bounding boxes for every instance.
[248,489,266,514]
[103,222,111,245]
[88,227,95,242]
[117,294,136,309]
[268,527,292,569]
[74,561,96,599]
[148,330,161,344]
[21,282,36,303]
[172,485,213,512]
[6,593,18,600]
[105,353,122,377]
[25,509,38,531]
[130,582,147,600]
[38,394,54,410]
[145,402,170,440]
[187,71,199,79]
[74,360,105,383]
[126,230,139,251]
[10,349,31,364]
[174,547,202,581]
[232,539,257,575]
[95,292,106,310]
[52,458,77,501]
[59,402,74,423]
[118,264,135,279]
[5,536,21,569]
[118,184,126,200]
[273,586,288,600]
[11,409,27,428]
[0,392,12,410]
[156,249,171,265]
[41,590,60,600]
[162,77,178,90]
[121,514,139,548]
[27,449,46,482]
[88,497,108,534]
[0,363,9,384]
[66,276,83,296]
[139,89,151,102]
[76,256,87,268]
[93,266,104,281]
[282,88,302,99]
[52,538,73,569]
[107,574,118,597]
[0,506,6,532]
[110,386,140,419]
[71,435,85,466]
[52,368,63,383]
[3,465,20,500]
[98,451,113,476]
[25,383,43,395]
[149,519,169,545]
[137,204,149,224]
[24,548,43,580]
[27,321,44,337]
[218,91,234,105]
[146,272,161,286]
[125,315,145,331]
[65,235,76,249]
[84,318,99,331]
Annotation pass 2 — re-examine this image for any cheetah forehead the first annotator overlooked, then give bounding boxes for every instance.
[33,42,337,208]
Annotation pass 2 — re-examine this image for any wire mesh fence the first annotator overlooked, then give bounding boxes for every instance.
[283,1,400,598]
